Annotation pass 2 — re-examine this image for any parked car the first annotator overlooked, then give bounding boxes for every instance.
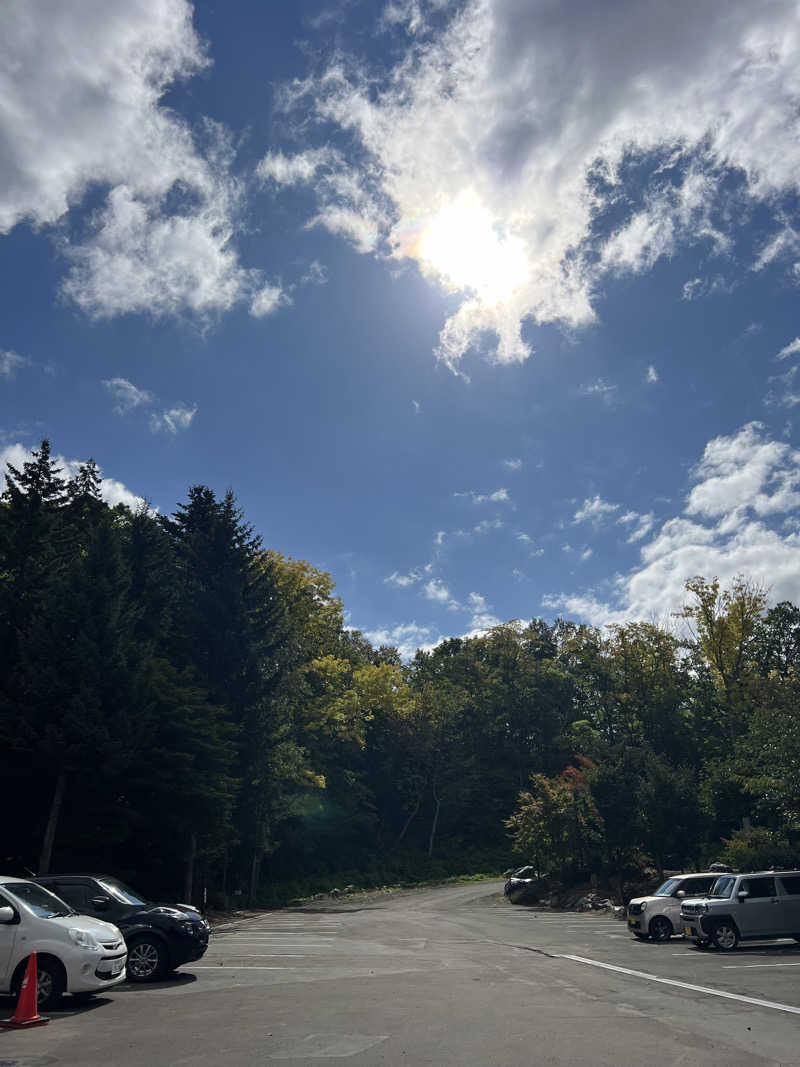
[627,872,719,941]
[681,869,800,950]
[504,866,539,905]
[35,874,210,982]
[0,875,127,1009]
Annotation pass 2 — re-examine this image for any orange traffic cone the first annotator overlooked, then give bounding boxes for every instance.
[0,952,50,1028]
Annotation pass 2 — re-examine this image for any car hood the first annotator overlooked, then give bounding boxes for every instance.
[119,902,206,924]
[49,915,124,940]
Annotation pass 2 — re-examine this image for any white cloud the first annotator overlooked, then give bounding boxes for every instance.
[103,377,154,414]
[464,590,501,633]
[516,532,532,543]
[646,365,659,384]
[618,510,656,543]
[777,337,800,361]
[423,578,460,610]
[149,404,197,435]
[274,0,800,370]
[250,284,290,319]
[434,530,446,546]
[0,350,27,377]
[385,569,422,587]
[766,365,800,409]
[573,495,619,524]
[301,260,329,286]
[473,517,504,534]
[256,148,339,186]
[412,399,421,414]
[456,487,511,504]
[503,457,522,469]
[361,621,438,659]
[0,443,145,511]
[579,379,617,401]
[686,422,800,518]
[580,547,593,561]
[544,422,800,628]
[1,1,257,319]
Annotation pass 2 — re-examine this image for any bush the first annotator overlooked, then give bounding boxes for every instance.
[718,827,798,871]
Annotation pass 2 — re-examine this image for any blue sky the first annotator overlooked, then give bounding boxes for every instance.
[3,0,800,656]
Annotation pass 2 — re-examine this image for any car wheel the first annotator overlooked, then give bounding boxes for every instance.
[126,936,168,982]
[649,916,673,942]
[13,954,65,1011]
[710,921,739,951]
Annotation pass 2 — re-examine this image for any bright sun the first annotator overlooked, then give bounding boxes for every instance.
[416,191,530,305]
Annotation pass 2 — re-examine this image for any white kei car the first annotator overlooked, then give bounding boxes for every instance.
[0,875,127,1009]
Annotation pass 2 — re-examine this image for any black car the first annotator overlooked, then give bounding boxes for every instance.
[34,874,210,981]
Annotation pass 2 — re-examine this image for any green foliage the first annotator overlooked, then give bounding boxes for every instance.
[1,448,797,902]
[718,827,798,872]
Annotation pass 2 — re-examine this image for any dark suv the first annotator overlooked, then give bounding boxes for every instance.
[35,874,210,981]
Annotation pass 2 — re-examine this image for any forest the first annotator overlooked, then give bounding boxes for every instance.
[1,441,798,908]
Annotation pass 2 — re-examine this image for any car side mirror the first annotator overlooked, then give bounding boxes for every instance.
[90,895,111,910]
[737,890,749,899]
[0,906,17,923]
[676,890,685,898]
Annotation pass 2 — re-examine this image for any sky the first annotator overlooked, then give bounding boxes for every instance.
[2,0,800,657]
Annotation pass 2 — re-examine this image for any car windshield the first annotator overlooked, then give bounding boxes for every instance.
[708,875,736,898]
[653,877,682,897]
[97,878,148,906]
[4,881,75,918]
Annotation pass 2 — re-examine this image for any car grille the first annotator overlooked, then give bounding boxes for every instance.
[628,902,643,915]
[681,902,704,916]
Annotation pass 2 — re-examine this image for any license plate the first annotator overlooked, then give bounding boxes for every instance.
[683,924,692,937]
[627,918,638,927]
[110,958,124,975]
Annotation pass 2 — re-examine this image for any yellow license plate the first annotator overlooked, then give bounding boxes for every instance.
[684,924,692,936]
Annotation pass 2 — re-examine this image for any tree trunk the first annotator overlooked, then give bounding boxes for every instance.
[249,848,261,906]
[183,832,197,905]
[427,784,441,858]
[39,768,66,875]
[396,791,423,846]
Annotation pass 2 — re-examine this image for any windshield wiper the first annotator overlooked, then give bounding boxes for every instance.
[50,910,75,917]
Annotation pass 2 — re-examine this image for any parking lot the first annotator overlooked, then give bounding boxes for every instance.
[2,882,800,1065]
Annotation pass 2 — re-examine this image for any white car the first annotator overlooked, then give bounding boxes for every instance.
[627,872,719,941]
[0,875,127,1009]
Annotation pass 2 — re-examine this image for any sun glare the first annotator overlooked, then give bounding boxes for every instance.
[416,191,530,305]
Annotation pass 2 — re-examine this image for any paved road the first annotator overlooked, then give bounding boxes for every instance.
[2,880,800,1065]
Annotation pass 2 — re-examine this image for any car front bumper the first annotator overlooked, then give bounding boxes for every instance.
[69,951,128,992]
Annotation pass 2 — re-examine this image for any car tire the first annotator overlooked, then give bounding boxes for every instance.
[710,921,739,951]
[648,916,673,942]
[13,954,65,1011]
[126,936,168,982]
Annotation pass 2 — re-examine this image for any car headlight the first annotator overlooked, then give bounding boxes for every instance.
[68,928,100,951]
[698,903,708,913]
[640,902,647,912]
[178,920,196,934]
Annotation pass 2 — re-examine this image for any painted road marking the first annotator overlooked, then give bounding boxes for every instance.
[557,954,800,1015]
[204,954,306,958]
[722,962,800,969]
[192,965,294,970]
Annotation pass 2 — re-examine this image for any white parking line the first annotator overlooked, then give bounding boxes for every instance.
[557,954,800,1015]
[192,965,291,970]
[722,962,800,969]
[204,954,306,958]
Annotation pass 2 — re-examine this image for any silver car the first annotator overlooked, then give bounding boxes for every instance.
[627,872,718,941]
[681,870,800,950]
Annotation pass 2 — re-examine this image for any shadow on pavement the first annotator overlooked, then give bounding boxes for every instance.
[113,971,198,993]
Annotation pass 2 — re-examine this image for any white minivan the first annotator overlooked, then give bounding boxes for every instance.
[0,875,127,1009]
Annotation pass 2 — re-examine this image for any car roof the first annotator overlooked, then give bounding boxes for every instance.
[35,874,108,880]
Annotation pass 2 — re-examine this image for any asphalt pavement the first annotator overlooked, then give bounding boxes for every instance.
[2,880,799,1065]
